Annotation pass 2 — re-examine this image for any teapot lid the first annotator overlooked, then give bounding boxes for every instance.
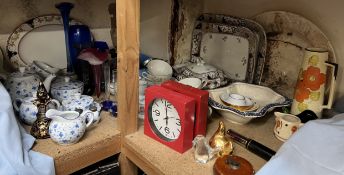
[10,67,37,79]
[51,76,83,90]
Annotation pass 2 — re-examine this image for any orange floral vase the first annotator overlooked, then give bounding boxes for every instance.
[291,48,336,118]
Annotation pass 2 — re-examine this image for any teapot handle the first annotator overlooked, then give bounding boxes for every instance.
[322,62,338,109]
[49,99,61,110]
[82,110,94,128]
[12,98,22,112]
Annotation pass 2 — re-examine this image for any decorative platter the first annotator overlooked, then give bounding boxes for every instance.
[199,13,267,85]
[191,21,258,83]
[253,11,336,98]
[6,15,82,69]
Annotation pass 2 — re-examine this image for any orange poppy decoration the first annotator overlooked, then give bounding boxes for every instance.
[302,66,326,91]
[295,81,310,102]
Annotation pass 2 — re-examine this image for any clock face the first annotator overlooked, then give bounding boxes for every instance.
[148,98,181,141]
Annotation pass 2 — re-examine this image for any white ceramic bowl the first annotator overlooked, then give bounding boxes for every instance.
[208,82,291,124]
[146,60,173,76]
[178,77,203,89]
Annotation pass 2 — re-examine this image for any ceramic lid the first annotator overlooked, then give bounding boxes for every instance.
[62,95,94,108]
[51,77,83,90]
[10,67,37,80]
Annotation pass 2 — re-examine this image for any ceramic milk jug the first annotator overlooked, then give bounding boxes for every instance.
[291,48,336,118]
[46,109,94,145]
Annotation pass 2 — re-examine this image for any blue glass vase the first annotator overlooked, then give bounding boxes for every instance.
[55,2,74,73]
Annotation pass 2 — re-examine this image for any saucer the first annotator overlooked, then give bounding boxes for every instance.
[219,93,254,110]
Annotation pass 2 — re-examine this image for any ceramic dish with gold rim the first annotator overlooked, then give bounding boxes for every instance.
[219,93,256,111]
[208,82,291,124]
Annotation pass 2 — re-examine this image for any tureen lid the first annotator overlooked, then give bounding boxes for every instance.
[51,77,83,90]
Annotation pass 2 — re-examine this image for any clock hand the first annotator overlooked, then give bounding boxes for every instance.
[165,106,169,126]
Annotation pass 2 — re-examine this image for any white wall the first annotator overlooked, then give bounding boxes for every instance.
[203,0,344,98]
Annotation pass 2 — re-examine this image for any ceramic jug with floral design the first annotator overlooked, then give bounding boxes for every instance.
[291,48,336,118]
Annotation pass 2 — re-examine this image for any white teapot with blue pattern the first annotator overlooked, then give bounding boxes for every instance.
[45,109,94,145]
[5,67,56,101]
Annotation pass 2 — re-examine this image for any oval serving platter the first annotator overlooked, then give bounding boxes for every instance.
[191,21,258,83]
[6,15,82,69]
[253,11,336,98]
[199,13,267,85]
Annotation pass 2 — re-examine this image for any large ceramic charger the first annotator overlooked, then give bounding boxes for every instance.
[253,11,336,98]
[6,15,81,69]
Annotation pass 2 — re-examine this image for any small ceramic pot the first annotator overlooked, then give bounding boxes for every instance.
[51,77,84,102]
[46,109,94,145]
[274,112,304,142]
[13,96,60,125]
[5,67,41,100]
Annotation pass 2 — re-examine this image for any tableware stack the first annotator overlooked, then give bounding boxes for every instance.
[174,13,267,88]
[141,59,173,86]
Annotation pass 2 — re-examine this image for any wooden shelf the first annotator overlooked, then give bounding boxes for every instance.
[28,112,121,175]
[123,114,283,175]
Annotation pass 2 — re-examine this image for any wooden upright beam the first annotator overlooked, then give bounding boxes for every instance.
[116,0,140,174]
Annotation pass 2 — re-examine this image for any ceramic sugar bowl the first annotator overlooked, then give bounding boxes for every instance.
[13,95,60,125]
[46,109,94,145]
[51,77,84,102]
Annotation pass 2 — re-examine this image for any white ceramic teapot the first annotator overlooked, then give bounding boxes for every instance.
[46,109,94,145]
[5,67,56,101]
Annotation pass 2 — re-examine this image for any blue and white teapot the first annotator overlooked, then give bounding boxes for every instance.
[5,67,56,101]
[46,109,94,145]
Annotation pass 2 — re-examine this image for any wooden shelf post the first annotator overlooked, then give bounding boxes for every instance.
[116,0,140,174]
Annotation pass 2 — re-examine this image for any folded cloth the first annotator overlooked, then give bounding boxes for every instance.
[0,83,55,175]
[257,114,344,175]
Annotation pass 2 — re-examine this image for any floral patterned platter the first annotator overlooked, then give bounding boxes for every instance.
[199,13,267,85]
[191,21,258,84]
[6,15,82,69]
[208,82,292,124]
[253,11,336,98]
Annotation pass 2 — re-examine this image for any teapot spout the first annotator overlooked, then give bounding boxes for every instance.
[43,74,56,92]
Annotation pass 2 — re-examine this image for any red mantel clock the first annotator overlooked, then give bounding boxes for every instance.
[144,85,196,153]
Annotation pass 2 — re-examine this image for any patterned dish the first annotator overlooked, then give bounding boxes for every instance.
[191,21,258,83]
[208,82,291,124]
[199,13,267,85]
[6,15,81,69]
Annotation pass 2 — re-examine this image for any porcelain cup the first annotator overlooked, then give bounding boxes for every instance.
[274,112,304,142]
[178,78,206,89]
